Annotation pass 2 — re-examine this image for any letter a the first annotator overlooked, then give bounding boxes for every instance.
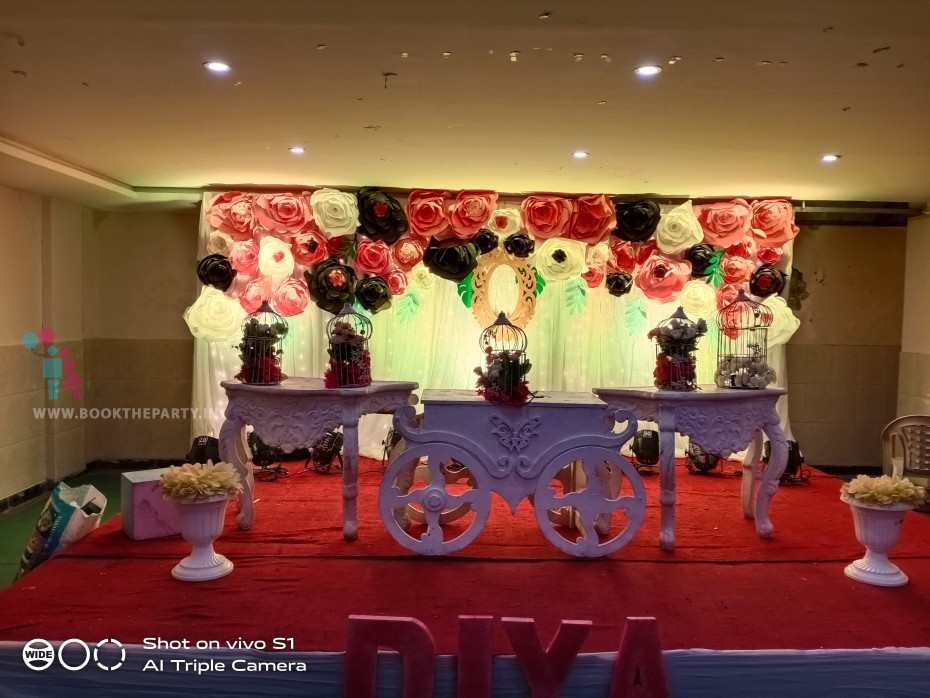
[607,617,670,698]
[503,617,592,698]
[344,615,435,698]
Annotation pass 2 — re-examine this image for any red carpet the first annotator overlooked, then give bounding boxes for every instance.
[1,461,929,654]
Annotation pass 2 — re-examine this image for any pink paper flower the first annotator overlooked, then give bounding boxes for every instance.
[520,195,574,240]
[254,193,313,235]
[635,251,691,301]
[393,236,425,272]
[209,192,256,240]
[449,190,498,239]
[406,190,450,239]
[608,240,637,272]
[695,198,752,248]
[720,256,754,284]
[716,283,745,312]
[582,266,605,288]
[635,240,658,265]
[726,235,757,259]
[271,279,309,317]
[229,240,259,276]
[240,279,270,314]
[354,239,394,276]
[758,246,783,265]
[751,200,799,246]
[386,269,410,296]
[292,228,327,267]
[567,194,616,244]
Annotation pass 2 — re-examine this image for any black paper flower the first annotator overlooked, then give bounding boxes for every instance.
[749,265,786,298]
[504,233,535,258]
[605,272,634,297]
[196,254,237,292]
[685,244,717,277]
[356,187,408,244]
[613,200,661,242]
[473,228,499,254]
[304,256,357,314]
[356,275,393,314]
[423,238,479,281]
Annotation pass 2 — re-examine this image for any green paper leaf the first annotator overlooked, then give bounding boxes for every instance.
[624,295,648,335]
[396,286,421,323]
[534,268,546,297]
[703,249,725,288]
[565,277,587,316]
[457,272,475,308]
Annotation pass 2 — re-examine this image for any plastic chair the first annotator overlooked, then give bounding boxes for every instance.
[882,416,930,481]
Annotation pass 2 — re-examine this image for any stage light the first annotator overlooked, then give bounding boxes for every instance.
[822,154,841,163]
[204,61,231,73]
[634,65,662,77]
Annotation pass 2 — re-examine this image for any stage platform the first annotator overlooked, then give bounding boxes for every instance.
[0,461,928,696]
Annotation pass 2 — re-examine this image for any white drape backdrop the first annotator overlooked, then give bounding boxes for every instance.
[192,194,794,457]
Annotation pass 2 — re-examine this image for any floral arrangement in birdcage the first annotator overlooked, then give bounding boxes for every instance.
[235,301,288,384]
[648,307,707,391]
[474,312,532,404]
[714,289,776,389]
[324,303,372,388]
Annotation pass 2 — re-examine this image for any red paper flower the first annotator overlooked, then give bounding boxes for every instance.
[392,236,425,272]
[726,235,757,259]
[406,190,450,239]
[253,193,313,235]
[758,246,783,265]
[608,240,637,272]
[520,195,574,240]
[229,240,259,276]
[239,279,270,314]
[354,239,394,276]
[292,228,327,267]
[567,194,616,245]
[449,190,498,239]
[694,198,752,248]
[386,269,409,296]
[635,240,658,265]
[582,266,605,288]
[751,200,799,246]
[720,256,754,284]
[635,251,691,301]
[716,283,744,312]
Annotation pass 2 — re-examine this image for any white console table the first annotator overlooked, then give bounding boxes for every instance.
[594,386,789,550]
[218,378,417,540]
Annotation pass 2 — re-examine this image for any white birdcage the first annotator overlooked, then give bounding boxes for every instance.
[236,301,288,385]
[715,289,775,389]
[325,303,372,388]
[475,312,532,404]
[648,307,707,391]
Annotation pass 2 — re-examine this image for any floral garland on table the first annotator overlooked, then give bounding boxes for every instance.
[185,188,800,340]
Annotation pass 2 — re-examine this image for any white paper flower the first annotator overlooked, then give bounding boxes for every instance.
[257,236,295,277]
[183,287,245,342]
[656,201,703,254]
[410,263,435,290]
[678,280,717,319]
[487,208,522,236]
[763,295,800,346]
[586,242,611,268]
[310,188,360,237]
[207,230,234,256]
[536,238,586,281]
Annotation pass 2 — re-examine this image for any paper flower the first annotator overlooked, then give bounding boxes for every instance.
[271,279,310,317]
[762,295,800,346]
[184,287,246,342]
[567,194,616,244]
[229,240,259,276]
[678,280,717,319]
[310,188,360,237]
[586,242,611,269]
[160,460,242,501]
[449,190,498,239]
[685,244,717,277]
[386,269,409,296]
[208,192,255,239]
[656,201,703,254]
[613,200,660,242]
[392,236,425,272]
[207,231,234,256]
[582,266,605,288]
[607,240,636,272]
[726,235,757,259]
[504,233,535,258]
[750,265,786,298]
[716,283,744,312]
[536,238,586,281]
[695,198,752,248]
[473,228,499,254]
[758,246,783,265]
[720,256,754,284]
[635,240,658,264]
[305,257,357,314]
[487,208,522,236]
[196,254,237,292]
[258,236,296,277]
[354,238,394,276]
[292,229,328,267]
[520,195,573,239]
[635,251,691,301]
[410,263,435,290]
[422,238,479,281]
[254,193,313,235]
[356,276,393,314]
[842,475,927,506]
[751,200,799,246]
[239,279,271,314]
[406,190,450,239]
[605,272,634,297]
[356,187,408,244]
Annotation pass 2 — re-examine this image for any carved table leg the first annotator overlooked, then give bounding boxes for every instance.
[219,417,254,530]
[741,431,764,520]
[342,413,360,542]
[755,416,789,539]
[657,405,676,551]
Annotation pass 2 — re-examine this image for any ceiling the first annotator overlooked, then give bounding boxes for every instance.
[1,0,929,211]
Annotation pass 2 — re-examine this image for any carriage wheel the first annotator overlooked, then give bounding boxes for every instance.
[379,442,490,555]
[533,446,647,557]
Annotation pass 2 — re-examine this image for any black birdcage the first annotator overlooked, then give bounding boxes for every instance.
[236,301,288,385]
[715,289,775,389]
[647,307,707,391]
[475,312,532,404]
[325,303,372,388]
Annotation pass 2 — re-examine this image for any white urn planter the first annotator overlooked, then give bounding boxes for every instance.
[169,494,234,582]
[842,494,914,587]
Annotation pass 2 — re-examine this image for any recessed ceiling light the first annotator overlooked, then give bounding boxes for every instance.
[634,65,662,77]
[289,147,305,155]
[204,61,231,73]
[573,151,589,159]
[821,154,841,162]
